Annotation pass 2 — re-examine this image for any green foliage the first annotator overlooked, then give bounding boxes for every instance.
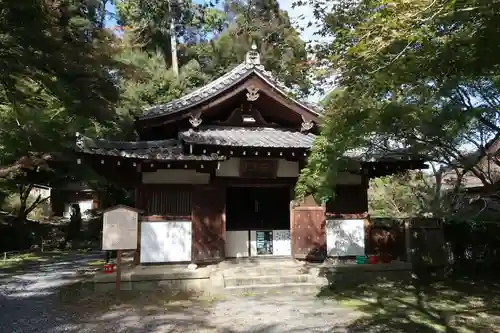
[1,189,51,221]
[0,0,129,220]
[115,41,211,123]
[215,0,312,95]
[116,0,222,66]
[295,0,500,199]
[368,172,433,218]
[0,0,124,156]
[116,0,312,95]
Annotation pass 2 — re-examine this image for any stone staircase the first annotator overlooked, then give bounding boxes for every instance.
[218,259,325,296]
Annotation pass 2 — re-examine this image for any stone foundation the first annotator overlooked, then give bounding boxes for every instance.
[93,265,217,295]
[319,261,413,288]
[93,260,414,295]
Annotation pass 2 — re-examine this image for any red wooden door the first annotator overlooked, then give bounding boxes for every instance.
[291,205,326,261]
[191,186,226,263]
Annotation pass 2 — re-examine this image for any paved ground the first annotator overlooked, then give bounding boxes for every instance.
[0,253,361,333]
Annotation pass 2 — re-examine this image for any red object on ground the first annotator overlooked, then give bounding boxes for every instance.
[103,264,114,274]
[368,255,379,264]
[380,254,391,263]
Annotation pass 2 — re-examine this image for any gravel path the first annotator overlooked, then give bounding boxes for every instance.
[0,252,101,333]
[0,254,362,333]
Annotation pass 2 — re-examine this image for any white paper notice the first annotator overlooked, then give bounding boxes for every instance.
[102,207,138,250]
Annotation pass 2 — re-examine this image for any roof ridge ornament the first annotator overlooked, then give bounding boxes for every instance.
[75,132,86,150]
[246,85,260,101]
[189,114,202,128]
[245,42,261,66]
[300,115,314,132]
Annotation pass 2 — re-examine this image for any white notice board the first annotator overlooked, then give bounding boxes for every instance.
[102,206,139,250]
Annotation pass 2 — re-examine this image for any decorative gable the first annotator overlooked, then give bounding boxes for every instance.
[137,43,322,122]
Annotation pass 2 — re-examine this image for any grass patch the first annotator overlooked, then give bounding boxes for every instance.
[338,298,371,308]
[0,250,96,272]
[87,259,105,267]
[238,291,257,297]
[0,252,43,269]
[319,279,500,333]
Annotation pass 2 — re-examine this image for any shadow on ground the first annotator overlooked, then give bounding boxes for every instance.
[57,283,353,333]
[317,267,500,333]
[0,250,99,274]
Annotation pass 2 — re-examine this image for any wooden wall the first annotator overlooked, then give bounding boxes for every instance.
[326,184,369,215]
[134,177,370,263]
[191,186,226,263]
[136,184,192,219]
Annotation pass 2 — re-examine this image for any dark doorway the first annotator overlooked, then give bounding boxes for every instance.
[226,186,291,231]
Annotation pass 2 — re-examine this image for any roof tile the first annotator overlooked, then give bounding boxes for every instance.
[75,133,224,161]
[139,60,323,120]
[179,127,316,149]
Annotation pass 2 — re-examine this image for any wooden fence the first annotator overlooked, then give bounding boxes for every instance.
[367,217,446,266]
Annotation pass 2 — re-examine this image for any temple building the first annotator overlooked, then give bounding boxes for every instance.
[75,45,426,264]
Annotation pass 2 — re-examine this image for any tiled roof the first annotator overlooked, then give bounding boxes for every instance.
[344,148,426,162]
[179,127,316,149]
[76,128,425,163]
[138,48,322,120]
[75,133,224,161]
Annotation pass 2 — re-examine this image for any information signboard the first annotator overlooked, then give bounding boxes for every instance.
[102,205,139,251]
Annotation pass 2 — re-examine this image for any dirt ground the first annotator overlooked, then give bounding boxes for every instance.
[0,252,361,333]
[3,251,498,333]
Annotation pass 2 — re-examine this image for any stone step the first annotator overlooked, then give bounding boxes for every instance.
[224,274,315,287]
[223,282,322,296]
[222,267,313,277]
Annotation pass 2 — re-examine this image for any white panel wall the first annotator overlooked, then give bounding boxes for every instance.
[250,231,258,256]
[142,170,210,184]
[272,230,291,256]
[140,221,192,263]
[225,231,250,257]
[326,219,365,257]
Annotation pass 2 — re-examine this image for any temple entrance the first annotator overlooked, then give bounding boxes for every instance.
[226,186,290,231]
[225,185,292,257]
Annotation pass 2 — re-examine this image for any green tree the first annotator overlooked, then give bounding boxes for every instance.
[115,0,216,68]
[115,39,211,124]
[368,172,434,218]
[206,0,312,95]
[295,0,500,200]
[116,0,312,96]
[0,0,125,222]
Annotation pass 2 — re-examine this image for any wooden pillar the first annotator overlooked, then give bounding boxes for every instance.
[405,219,412,263]
[290,199,296,257]
[364,217,371,256]
[133,186,142,265]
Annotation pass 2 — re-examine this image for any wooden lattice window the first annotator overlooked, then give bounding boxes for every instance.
[140,186,192,216]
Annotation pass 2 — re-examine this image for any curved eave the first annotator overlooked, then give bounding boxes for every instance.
[75,132,225,162]
[136,63,323,122]
[137,63,255,121]
[76,149,225,162]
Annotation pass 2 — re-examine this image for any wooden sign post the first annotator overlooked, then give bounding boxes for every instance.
[102,205,141,291]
